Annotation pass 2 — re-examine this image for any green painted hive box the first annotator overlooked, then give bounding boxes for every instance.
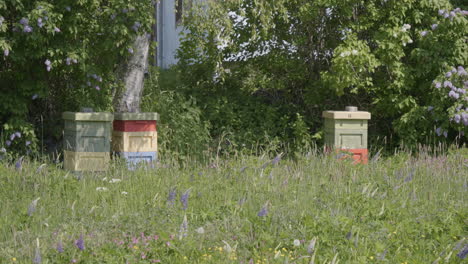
[62,112,113,153]
[322,106,371,149]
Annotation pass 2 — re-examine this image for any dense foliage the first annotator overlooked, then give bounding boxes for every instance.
[0,0,154,154]
[171,0,467,152]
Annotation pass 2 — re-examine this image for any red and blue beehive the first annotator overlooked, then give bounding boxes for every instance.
[112,112,159,169]
[323,106,371,164]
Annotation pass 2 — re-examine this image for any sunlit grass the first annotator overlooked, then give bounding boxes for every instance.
[0,149,466,263]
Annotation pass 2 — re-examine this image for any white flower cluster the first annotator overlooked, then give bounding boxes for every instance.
[401,24,411,32]
[340,49,359,57]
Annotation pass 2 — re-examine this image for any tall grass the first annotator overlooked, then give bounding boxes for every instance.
[0,148,466,263]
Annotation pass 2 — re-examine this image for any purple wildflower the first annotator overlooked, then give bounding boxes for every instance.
[431,24,438,30]
[27,197,39,216]
[10,133,15,141]
[54,27,60,32]
[19,17,29,25]
[444,80,453,88]
[128,48,134,54]
[180,190,190,210]
[32,94,38,100]
[454,114,461,123]
[23,25,33,33]
[72,58,78,63]
[111,14,116,20]
[450,11,456,17]
[86,81,91,86]
[272,153,282,165]
[4,49,9,57]
[75,235,85,250]
[65,6,71,11]
[0,16,4,26]
[451,67,457,74]
[33,247,42,264]
[434,82,442,89]
[446,71,452,78]
[462,113,468,126]
[57,240,64,253]
[5,140,11,146]
[122,8,128,13]
[95,86,100,91]
[443,131,448,138]
[444,12,450,18]
[438,9,446,16]
[458,88,466,94]
[66,57,72,65]
[167,189,176,205]
[427,106,434,111]
[420,31,428,37]
[435,127,443,136]
[97,76,102,82]
[258,204,268,217]
[15,131,21,138]
[44,59,51,66]
[457,245,468,259]
[26,141,31,146]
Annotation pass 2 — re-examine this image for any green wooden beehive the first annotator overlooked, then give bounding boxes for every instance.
[63,112,113,152]
[322,106,371,149]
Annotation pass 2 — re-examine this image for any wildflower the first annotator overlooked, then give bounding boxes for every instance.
[72,58,78,63]
[167,189,176,205]
[340,51,350,57]
[32,94,38,100]
[95,86,100,91]
[75,235,85,250]
[57,239,64,253]
[444,80,453,88]
[420,31,428,37]
[444,12,450,18]
[454,114,461,123]
[449,90,460,99]
[401,24,411,31]
[128,48,134,54]
[66,57,72,65]
[457,245,468,259]
[23,25,33,33]
[65,6,71,11]
[10,133,16,141]
[427,106,434,111]
[15,131,21,138]
[0,147,5,153]
[450,11,456,17]
[257,205,268,217]
[122,8,128,13]
[438,9,446,16]
[443,131,448,138]
[12,257,16,262]
[446,71,452,78]
[431,24,438,30]
[109,178,121,183]
[96,187,108,191]
[293,239,301,247]
[15,156,23,171]
[25,141,31,146]
[5,140,11,146]
[196,227,205,234]
[181,190,190,210]
[33,246,41,264]
[178,214,188,240]
[19,18,29,25]
[54,27,60,32]
[4,49,9,57]
[352,49,358,55]
[0,16,4,26]
[121,191,128,195]
[28,197,40,216]
[435,127,443,136]
[272,153,283,165]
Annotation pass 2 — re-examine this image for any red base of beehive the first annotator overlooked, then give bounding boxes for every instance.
[113,120,157,132]
[325,147,368,164]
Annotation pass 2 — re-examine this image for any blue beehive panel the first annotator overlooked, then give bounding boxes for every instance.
[116,151,158,169]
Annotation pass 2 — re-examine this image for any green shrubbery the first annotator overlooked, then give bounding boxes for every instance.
[0,0,154,155]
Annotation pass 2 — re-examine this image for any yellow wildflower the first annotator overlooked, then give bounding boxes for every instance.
[12,258,17,262]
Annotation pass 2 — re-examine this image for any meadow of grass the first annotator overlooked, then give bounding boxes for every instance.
[0,148,467,264]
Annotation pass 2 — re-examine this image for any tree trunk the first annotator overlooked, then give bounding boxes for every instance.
[114,35,150,112]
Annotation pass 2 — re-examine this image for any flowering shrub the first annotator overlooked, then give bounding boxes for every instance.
[0,0,154,154]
